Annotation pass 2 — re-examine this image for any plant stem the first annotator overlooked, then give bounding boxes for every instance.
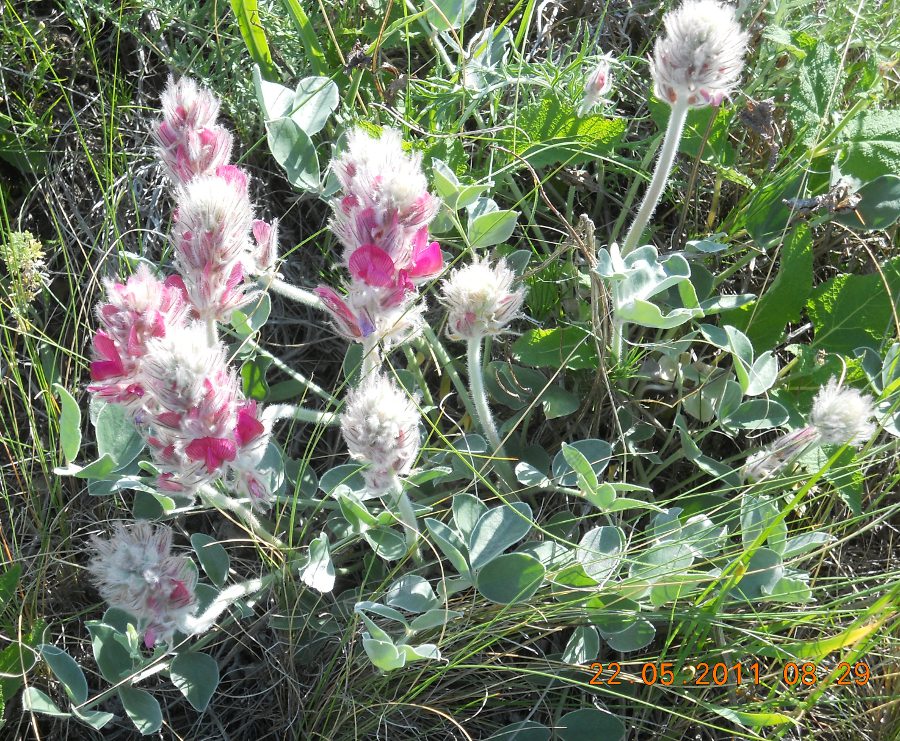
[361,335,380,378]
[199,485,286,550]
[466,337,516,487]
[621,98,690,256]
[205,318,218,347]
[420,326,478,422]
[265,276,324,310]
[265,404,339,427]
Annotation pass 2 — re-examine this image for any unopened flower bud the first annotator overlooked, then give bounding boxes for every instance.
[809,378,876,447]
[742,426,819,482]
[440,257,526,340]
[577,56,613,117]
[650,0,749,108]
[251,219,279,274]
[340,373,420,493]
[87,522,197,648]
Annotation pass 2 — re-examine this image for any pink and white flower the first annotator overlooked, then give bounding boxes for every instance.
[440,257,526,340]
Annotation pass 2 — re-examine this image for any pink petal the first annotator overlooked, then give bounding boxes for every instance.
[185,436,237,472]
[408,238,442,278]
[236,404,265,446]
[348,244,397,288]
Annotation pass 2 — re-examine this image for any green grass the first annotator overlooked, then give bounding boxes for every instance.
[2,0,899,738]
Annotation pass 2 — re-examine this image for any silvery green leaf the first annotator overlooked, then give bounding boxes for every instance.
[291,76,339,135]
[300,533,335,593]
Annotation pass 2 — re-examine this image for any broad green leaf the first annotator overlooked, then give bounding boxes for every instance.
[725,225,813,351]
[806,257,900,353]
[576,526,624,585]
[730,548,785,601]
[834,174,900,231]
[552,439,612,487]
[39,645,87,704]
[424,518,470,576]
[94,402,144,468]
[319,464,366,494]
[840,109,900,181]
[782,531,833,558]
[541,385,579,419]
[252,65,294,121]
[562,626,600,665]
[452,493,487,541]
[266,117,320,191]
[385,575,437,613]
[558,708,625,741]
[602,618,656,652]
[72,707,115,730]
[240,355,272,401]
[21,687,68,718]
[468,209,517,248]
[409,609,462,632]
[118,686,162,735]
[629,543,694,583]
[364,527,407,561]
[788,39,843,148]
[299,533,335,593]
[291,77,339,136]
[468,502,533,571]
[398,643,440,662]
[0,563,21,614]
[86,621,134,682]
[424,0,477,32]
[724,398,789,430]
[745,351,778,396]
[362,636,406,671]
[512,326,599,371]
[190,534,230,588]
[170,651,220,712]
[504,92,626,168]
[484,362,546,410]
[741,493,787,555]
[230,0,276,79]
[476,552,545,604]
[232,292,271,338]
[53,383,81,463]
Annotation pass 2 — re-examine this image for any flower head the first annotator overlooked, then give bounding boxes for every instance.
[440,257,526,340]
[88,265,188,409]
[172,166,256,322]
[330,127,441,280]
[809,378,876,447]
[340,373,420,493]
[577,56,613,117]
[650,0,748,108]
[88,522,197,648]
[154,76,233,185]
[315,282,425,349]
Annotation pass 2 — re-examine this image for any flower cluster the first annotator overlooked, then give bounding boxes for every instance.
[650,0,749,108]
[440,257,526,341]
[87,77,278,508]
[340,373,421,493]
[316,127,443,350]
[88,522,197,648]
[743,378,877,481]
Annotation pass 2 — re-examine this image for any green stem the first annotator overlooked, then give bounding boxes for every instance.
[621,98,689,256]
[466,337,516,487]
[421,326,478,422]
[199,485,286,550]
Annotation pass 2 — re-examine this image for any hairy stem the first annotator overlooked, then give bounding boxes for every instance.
[466,337,516,487]
[265,277,324,310]
[420,326,478,422]
[621,98,689,256]
[265,404,339,427]
[391,477,421,563]
[199,485,285,550]
[205,317,218,347]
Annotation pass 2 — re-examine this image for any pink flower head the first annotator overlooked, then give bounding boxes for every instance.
[577,55,614,117]
[329,127,441,276]
[154,76,234,186]
[315,282,424,349]
[88,522,198,649]
[172,169,256,322]
[87,265,188,409]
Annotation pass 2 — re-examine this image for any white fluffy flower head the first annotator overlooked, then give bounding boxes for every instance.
[651,0,749,108]
[340,373,420,493]
[577,56,613,117]
[88,522,197,648]
[809,377,876,447]
[440,257,526,340]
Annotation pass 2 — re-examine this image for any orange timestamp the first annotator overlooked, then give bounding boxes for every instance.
[586,660,871,687]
